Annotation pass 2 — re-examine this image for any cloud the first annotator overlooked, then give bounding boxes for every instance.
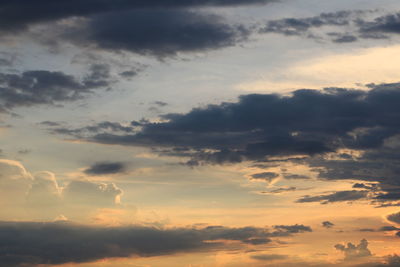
[358,13,400,38]
[251,254,289,261]
[334,239,372,260]
[51,84,400,202]
[26,171,61,207]
[56,84,400,163]
[283,174,310,180]
[272,224,312,234]
[261,186,298,195]
[63,180,123,206]
[387,212,400,225]
[0,0,273,32]
[0,159,33,208]
[259,10,400,44]
[0,65,112,112]
[379,226,400,231]
[84,162,126,175]
[322,221,334,228]
[0,221,310,266]
[0,159,125,221]
[296,190,369,204]
[64,9,250,57]
[250,172,279,182]
[260,10,355,36]
[0,1,279,58]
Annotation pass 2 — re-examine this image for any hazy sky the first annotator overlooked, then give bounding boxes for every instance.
[1,0,400,266]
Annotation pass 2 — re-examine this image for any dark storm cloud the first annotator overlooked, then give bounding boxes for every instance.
[296,190,369,204]
[0,221,310,266]
[0,65,112,112]
[65,9,250,57]
[0,0,274,33]
[84,162,126,175]
[322,221,334,228]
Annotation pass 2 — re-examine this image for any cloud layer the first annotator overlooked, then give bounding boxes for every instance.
[0,221,311,266]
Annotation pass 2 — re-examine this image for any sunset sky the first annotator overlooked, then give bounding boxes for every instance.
[1,0,400,266]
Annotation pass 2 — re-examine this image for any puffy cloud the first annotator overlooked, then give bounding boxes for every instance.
[63,180,123,206]
[0,159,124,221]
[0,221,311,266]
[27,171,61,206]
[334,239,372,260]
[0,159,32,207]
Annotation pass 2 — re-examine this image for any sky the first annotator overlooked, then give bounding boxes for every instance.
[1,0,400,266]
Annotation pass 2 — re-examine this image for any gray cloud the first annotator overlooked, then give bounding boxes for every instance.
[64,9,250,57]
[84,162,126,175]
[283,174,310,180]
[261,186,298,194]
[0,1,278,58]
[379,226,400,231]
[387,212,400,225]
[0,221,310,266]
[51,84,400,202]
[0,0,273,33]
[250,172,279,182]
[272,224,312,234]
[251,254,289,261]
[260,10,354,36]
[358,13,400,37]
[0,65,112,112]
[260,10,400,44]
[297,190,369,204]
[56,84,400,162]
[153,101,168,107]
[322,221,334,228]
